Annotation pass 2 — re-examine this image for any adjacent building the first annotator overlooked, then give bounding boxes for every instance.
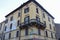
[0,0,56,40]
[55,23,60,40]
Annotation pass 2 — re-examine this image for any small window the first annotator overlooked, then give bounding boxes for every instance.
[45,31,48,37]
[25,28,28,35]
[10,16,13,21]
[43,13,45,18]
[54,27,55,31]
[10,23,12,29]
[17,20,20,26]
[38,28,40,35]
[52,20,54,24]
[24,7,29,13]
[51,32,53,38]
[24,16,29,24]
[5,19,8,23]
[49,24,52,29]
[4,26,7,31]
[18,12,20,17]
[48,16,50,22]
[16,31,19,37]
[36,8,39,13]
[9,33,11,39]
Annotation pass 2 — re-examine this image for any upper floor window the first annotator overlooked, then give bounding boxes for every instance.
[17,20,20,26]
[9,33,11,39]
[43,13,45,18]
[16,31,19,37]
[24,16,29,24]
[44,21,46,27]
[18,12,20,17]
[24,7,29,13]
[45,31,48,37]
[51,32,53,38]
[48,16,50,22]
[49,24,52,29]
[10,23,12,29]
[4,26,7,31]
[36,8,39,13]
[52,20,54,24]
[5,19,8,23]
[10,16,13,21]
[54,27,55,31]
[25,28,28,35]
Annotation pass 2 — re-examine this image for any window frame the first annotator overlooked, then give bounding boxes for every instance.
[24,7,29,13]
[17,20,20,26]
[16,31,19,37]
[10,16,13,21]
[24,16,29,24]
[10,23,12,29]
[18,12,20,17]
[9,33,11,39]
[36,8,39,13]
[45,31,48,37]
[25,28,28,35]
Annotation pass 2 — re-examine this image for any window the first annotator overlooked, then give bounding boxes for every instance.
[9,33,11,39]
[18,12,20,17]
[24,7,29,13]
[24,16,29,24]
[38,28,40,35]
[44,21,46,27]
[25,28,28,35]
[5,19,8,23]
[54,27,55,31]
[49,24,52,29]
[36,8,39,13]
[10,23,12,29]
[52,20,54,24]
[48,16,50,22]
[45,31,48,37]
[43,13,45,18]
[10,16,13,21]
[51,32,53,38]
[16,31,19,37]
[17,20,20,26]
[4,26,7,31]
[36,16,40,22]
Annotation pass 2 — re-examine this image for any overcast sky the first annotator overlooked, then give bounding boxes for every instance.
[0,0,60,23]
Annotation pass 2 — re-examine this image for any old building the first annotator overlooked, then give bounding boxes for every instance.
[0,0,56,40]
[55,23,60,40]
[0,21,5,40]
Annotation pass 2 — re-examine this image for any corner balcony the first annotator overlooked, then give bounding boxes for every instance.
[20,19,46,29]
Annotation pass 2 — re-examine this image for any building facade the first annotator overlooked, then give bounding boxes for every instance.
[55,24,60,40]
[0,0,56,40]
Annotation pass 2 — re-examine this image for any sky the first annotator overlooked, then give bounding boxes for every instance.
[0,0,60,23]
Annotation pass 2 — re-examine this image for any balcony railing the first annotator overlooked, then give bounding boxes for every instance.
[20,19,46,29]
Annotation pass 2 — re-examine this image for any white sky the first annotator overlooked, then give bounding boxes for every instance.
[0,0,60,23]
